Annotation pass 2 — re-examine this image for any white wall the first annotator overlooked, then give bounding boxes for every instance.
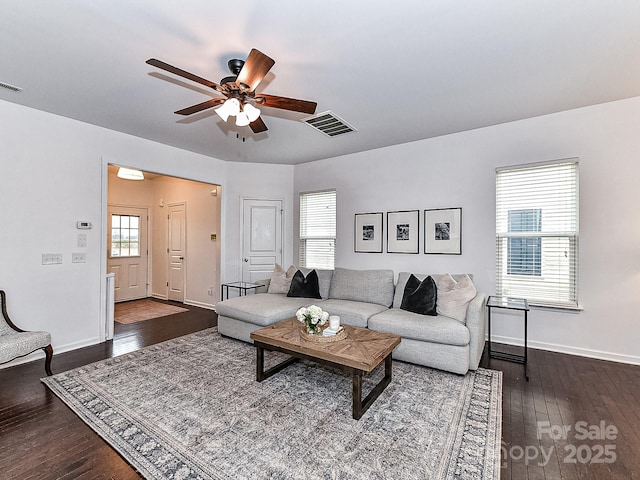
[0,100,294,368]
[294,97,640,365]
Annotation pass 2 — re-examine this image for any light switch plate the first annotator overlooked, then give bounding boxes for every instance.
[42,253,63,265]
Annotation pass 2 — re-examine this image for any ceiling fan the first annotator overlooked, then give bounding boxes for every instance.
[146,49,317,133]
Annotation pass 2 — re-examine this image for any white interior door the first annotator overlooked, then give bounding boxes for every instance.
[107,206,149,302]
[168,202,186,302]
[242,199,283,283]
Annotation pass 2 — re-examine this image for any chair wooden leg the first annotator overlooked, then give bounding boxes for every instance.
[43,344,53,376]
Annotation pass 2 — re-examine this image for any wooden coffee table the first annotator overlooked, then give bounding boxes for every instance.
[249,317,401,420]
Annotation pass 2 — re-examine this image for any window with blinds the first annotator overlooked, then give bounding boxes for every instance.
[299,189,336,270]
[496,160,579,308]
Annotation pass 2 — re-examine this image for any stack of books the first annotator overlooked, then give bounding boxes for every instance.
[322,326,344,337]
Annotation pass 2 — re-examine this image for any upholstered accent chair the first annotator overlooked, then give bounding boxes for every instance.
[0,290,53,375]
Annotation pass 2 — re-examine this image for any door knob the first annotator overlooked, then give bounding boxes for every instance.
[179,256,184,260]
[244,258,248,262]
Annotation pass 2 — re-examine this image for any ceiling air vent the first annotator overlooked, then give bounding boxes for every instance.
[0,81,23,93]
[302,111,356,137]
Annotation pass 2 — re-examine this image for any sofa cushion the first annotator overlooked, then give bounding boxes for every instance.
[436,273,477,323]
[215,294,310,326]
[368,309,470,346]
[400,274,437,316]
[267,264,297,294]
[328,267,395,307]
[393,272,473,309]
[287,269,322,299]
[316,299,388,328]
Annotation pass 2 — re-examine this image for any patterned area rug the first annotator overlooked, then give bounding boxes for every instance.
[42,329,502,479]
[115,299,188,324]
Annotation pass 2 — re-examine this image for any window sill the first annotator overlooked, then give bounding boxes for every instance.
[529,303,583,313]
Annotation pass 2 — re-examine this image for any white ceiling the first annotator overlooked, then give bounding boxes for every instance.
[2,1,640,165]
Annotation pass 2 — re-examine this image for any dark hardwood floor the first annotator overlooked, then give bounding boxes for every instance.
[481,345,640,480]
[0,299,217,480]
[1,302,639,479]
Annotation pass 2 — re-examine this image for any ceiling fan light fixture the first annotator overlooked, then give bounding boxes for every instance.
[215,98,241,122]
[147,49,317,135]
[243,103,261,122]
[117,167,145,181]
[235,111,251,127]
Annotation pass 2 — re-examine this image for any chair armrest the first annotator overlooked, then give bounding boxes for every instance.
[465,292,486,370]
[1,290,25,333]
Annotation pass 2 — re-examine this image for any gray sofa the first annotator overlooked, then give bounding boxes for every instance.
[216,267,486,375]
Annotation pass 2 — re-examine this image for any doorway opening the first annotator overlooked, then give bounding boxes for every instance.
[106,165,221,314]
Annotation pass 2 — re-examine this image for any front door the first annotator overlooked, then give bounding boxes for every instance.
[107,206,149,302]
[168,202,186,302]
[242,199,283,283]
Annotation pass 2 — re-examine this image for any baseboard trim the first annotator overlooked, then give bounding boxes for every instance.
[490,334,640,366]
[184,299,216,311]
[151,295,214,311]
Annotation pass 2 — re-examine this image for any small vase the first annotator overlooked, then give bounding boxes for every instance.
[306,323,319,335]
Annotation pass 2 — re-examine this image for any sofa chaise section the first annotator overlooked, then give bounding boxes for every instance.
[216,268,394,341]
[217,294,311,342]
[217,269,334,342]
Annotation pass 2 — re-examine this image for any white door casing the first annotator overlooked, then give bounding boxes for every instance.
[242,199,283,283]
[107,206,149,302]
[168,202,186,302]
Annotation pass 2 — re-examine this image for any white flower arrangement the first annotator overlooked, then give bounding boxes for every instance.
[296,305,330,335]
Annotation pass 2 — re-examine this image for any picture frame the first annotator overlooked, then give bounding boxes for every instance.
[387,210,419,254]
[354,212,383,253]
[424,207,462,254]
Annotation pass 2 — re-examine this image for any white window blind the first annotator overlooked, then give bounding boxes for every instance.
[496,160,579,308]
[299,190,336,270]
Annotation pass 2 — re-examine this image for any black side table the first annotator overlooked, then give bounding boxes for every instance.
[221,281,262,300]
[487,296,530,381]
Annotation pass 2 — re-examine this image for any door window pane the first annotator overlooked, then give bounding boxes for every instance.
[110,214,141,257]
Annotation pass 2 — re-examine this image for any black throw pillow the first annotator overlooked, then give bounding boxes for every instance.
[286,269,322,299]
[400,274,437,316]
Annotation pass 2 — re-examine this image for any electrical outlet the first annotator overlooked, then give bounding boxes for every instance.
[72,252,86,263]
[207,287,213,296]
[77,233,88,248]
[42,253,63,265]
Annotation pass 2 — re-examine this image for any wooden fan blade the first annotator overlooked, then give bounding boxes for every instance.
[257,94,317,114]
[174,98,226,116]
[236,49,275,92]
[146,58,219,89]
[250,116,268,133]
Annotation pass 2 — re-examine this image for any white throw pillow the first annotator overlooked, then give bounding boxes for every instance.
[436,273,477,323]
[267,264,297,294]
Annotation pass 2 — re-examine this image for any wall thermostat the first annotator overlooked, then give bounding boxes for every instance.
[76,221,93,230]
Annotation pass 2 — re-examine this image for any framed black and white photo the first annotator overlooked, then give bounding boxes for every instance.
[424,208,462,254]
[354,212,383,253]
[387,210,419,254]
